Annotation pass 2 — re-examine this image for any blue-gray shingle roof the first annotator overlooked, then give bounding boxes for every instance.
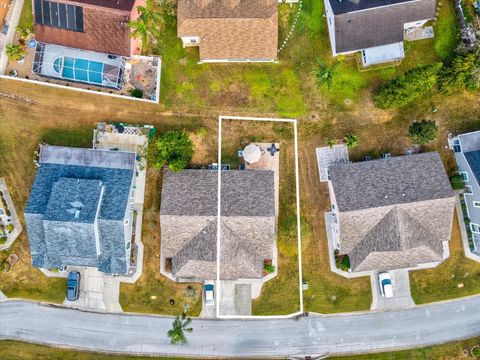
[25,146,135,274]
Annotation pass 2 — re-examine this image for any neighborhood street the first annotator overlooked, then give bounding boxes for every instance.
[1,297,480,358]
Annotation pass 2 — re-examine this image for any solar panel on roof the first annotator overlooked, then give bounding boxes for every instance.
[50,2,59,27]
[66,4,75,30]
[34,0,84,32]
[34,0,43,24]
[42,0,51,26]
[75,6,84,32]
[59,3,67,28]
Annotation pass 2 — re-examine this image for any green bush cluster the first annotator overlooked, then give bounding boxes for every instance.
[152,130,194,172]
[438,52,480,94]
[408,119,438,145]
[373,63,442,109]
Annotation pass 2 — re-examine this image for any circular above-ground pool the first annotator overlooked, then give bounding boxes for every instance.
[53,57,63,74]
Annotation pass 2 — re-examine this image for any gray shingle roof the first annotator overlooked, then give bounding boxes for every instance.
[329,152,454,212]
[160,169,276,280]
[44,178,102,223]
[25,145,135,274]
[330,152,455,271]
[331,0,436,53]
[161,169,276,217]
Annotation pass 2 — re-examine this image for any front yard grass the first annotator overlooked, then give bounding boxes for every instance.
[119,169,202,316]
[410,210,480,304]
[0,340,185,360]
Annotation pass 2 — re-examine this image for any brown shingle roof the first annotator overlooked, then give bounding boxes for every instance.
[160,169,276,280]
[34,1,134,56]
[329,153,456,271]
[177,0,278,61]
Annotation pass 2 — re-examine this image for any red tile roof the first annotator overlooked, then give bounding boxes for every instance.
[34,1,136,56]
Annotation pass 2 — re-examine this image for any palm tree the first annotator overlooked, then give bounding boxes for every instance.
[129,0,163,53]
[343,133,359,149]
[5,44,25,61]
[313,59,341,90]
[167,309,193,345]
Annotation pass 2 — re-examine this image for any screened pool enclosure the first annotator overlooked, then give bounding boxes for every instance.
[32,42,126,89]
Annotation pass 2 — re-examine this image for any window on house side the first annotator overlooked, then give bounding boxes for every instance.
[471,223,480,233]
[460,172,469,181]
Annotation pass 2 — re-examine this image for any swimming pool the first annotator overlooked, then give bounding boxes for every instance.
[54,56,104,84]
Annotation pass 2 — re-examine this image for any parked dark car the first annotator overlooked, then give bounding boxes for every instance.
[67,271,81,301]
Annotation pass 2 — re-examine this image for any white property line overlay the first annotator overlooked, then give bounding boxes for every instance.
[216,115,304,319]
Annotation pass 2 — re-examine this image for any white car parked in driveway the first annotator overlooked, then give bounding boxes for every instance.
[204,281,215,306]
[378,272,393,298]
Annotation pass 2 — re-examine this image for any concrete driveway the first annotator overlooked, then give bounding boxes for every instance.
[219,281,252,316]
[371,269,415,310]
[63,267,121,313]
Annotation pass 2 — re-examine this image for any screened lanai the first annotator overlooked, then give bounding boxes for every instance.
[32,42,126,89]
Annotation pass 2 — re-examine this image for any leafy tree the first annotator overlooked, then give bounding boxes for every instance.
[408,119,438,145]
[438,52,480,94]
[154,130,194,172]
[313,59,341,90]
[373,63,442,109]
[5,44,25,61]
[167,310,193,345]
[344,133,359,148]
[129,0,164,53]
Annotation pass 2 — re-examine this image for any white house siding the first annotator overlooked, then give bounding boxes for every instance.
[324,0,337,56]
[454,134,480,250]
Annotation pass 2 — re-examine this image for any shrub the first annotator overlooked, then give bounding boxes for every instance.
[0,237,6,245]
[264,264,275,274]
[373,63,442,109]
[5,224,14,233]
[408,119,438,145]
[131,88,143,98]
[153,130,194,172]
[450,174,465,190]
[5,44,25,61]
[438,52,480,94]
[472,346,480,357]
[344,133,359,148]
[335,252,350,272]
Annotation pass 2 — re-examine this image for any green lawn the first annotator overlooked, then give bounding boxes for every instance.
[410,211,480,304]
[18,0,33,31]
[0,340,184,360]
[3,335,480,359]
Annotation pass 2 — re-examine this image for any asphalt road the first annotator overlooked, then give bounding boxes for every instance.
[1,298,480,358]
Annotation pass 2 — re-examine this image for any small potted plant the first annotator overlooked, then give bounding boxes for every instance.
[263,259,275,276]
